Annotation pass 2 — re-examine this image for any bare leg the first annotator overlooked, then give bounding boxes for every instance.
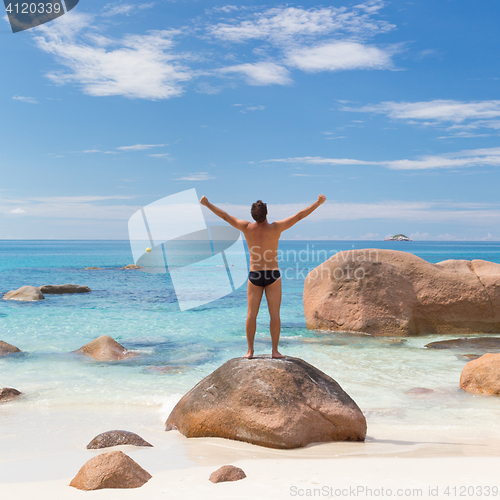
[264,278,284,358]
[245,280,264,358]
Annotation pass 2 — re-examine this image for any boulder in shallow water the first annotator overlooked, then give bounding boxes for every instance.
[69,451,152,490]
[2,286,44,302]
[304,250,500,336]
[0,341,21,357]
[74,335,133,361]
[165,356,366,449]
[0,388,22,401]
[209,465,246,483]
[121,264,143,270]
[39,284,91,294]
[87,430,153,449]
[460,353,500,395]
[425,337,500,350]
[85,267,103,270]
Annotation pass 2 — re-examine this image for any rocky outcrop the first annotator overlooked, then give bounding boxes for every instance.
[209,465,246,483]
[87,431,153,449]
[38,284,91,294]
[425,337,500,350]
[304,249,500,336]
[74,335,133,361]
[2,286,44,301]
[0,341,21,357]
[121,264,143,270]
[460,353,500,395]
[166,356,366,449]
[69,451,152,490]
[0,388,22,401]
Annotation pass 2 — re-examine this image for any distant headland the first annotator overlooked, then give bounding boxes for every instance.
[384,234,413,241]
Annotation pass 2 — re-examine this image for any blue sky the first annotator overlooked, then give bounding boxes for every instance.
[1,0,500,240]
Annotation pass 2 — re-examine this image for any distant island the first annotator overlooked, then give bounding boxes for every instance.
[384,234,413,241]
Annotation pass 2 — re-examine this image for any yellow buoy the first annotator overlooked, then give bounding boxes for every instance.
[145,247,152,253]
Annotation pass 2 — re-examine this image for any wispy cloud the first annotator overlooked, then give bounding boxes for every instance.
[12,95,38,104]
[117,144,166,151]
[343,99,500,135]
[220,62,292,86]
[149,153,170,158]
[263,147,500,170]
[285,41,394,72]
[175,172,214,181]
[33,13,192,100]
[101,2,155,17]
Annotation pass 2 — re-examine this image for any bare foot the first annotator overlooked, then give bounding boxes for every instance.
[243,350,254,359]
[272,351,285,359]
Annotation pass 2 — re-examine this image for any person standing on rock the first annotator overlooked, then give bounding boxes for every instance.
[200,194,327,359]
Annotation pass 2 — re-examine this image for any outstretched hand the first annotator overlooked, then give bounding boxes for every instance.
[317,194,326,205]
[200,195,209,206]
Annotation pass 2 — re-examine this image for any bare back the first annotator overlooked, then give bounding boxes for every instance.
[242,221,282,271]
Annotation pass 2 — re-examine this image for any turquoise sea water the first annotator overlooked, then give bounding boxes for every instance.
[1,240,500,458]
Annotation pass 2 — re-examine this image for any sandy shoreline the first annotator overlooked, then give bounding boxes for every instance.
[2,402,500,497]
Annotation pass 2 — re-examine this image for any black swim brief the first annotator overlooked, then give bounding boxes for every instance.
[248,270,281,287]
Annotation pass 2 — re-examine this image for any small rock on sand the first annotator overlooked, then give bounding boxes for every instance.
[209,465,246,483]
[69,451,152,490]
[87,430,153,449]
[0,388,22,401]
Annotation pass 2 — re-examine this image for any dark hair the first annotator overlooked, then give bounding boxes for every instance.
[251,200,267,223]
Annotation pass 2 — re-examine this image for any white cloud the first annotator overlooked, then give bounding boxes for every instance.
[9,208,26,214]
[117,144,166,151]
[33,13,192,100]
[149,153,170,158]
[175,172,214,181]
[285,41,394,72]
[208,3,393,44]
[220,62,292,86]
[344,99,500,134]
[12,95,38,104]
[263,147,500,171]
[101,2,155,17]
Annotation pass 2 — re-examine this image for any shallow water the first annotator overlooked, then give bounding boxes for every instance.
[1,240,500,467]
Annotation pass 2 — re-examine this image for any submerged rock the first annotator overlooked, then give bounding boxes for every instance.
[460,353,500,396]
[39,284,91,294]
[405,387,434,395]
[0,388,22,401]
[87,430,153,449]
[2,286,44,302]
[85,267,103,270]
[69,451,152,490]
[425,338,500,350]
[304,250,500,336]
[74,335,133,361]
[209,465,246,483]
[121,264,143,270]
[166,356,366,449]
[0,341,21,357]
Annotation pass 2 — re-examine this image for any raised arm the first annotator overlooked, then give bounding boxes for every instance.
[200,196,250,231]
[274,194,326,232]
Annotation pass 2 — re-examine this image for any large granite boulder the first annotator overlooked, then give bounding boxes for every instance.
[87,430,153,449]
[2,286,44,302]
[165,356,366,449]
[0,341,21,357]
[70,451,151,490]
[304,249,500,336]
[0,388,22,401]
[74,335,133,361]
[38,284,91,294]
[460,353,500,395]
